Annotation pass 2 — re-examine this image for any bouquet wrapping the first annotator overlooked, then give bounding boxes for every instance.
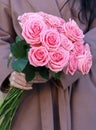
[0,11,92,129]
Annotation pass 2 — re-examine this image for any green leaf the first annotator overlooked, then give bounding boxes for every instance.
[7,53,13,67]
[10,40,27,58]
[11,58,28,72]
[51,71,62,79]
[39,67,49,80]
[16,36,22,42]
[23,62,36,82]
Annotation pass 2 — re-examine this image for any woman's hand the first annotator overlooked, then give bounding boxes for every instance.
[9,71,32,90]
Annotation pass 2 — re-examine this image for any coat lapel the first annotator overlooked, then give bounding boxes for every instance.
[27,0,61,17]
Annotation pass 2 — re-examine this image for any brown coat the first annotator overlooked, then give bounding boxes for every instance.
[0,0,96,130]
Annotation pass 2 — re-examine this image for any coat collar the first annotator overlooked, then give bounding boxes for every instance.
[27,0,61,17]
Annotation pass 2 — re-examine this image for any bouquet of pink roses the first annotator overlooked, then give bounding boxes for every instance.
[0,12,92,129]
[18,11,92,75]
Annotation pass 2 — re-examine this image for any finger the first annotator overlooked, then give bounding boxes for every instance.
[9,73,26,87]
[11,71,27,84]
[26,82,33,88]
[19,72,25,76]
[10,75,32,89]
[10,80,32,90]
[12,76,27,87]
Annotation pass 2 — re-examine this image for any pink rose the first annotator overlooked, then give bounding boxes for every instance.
[18,13,34,28]
[48,47,69,72]
[39,11,65,28]
[63,19,84,42]
[28,46,49,67]
[60,34,74,51]
[78,44,92,74]
[41,29,61,51]
[64,52,78,75]
[72,41,84,56]
[22,16,46,45]
[18,12,43,28]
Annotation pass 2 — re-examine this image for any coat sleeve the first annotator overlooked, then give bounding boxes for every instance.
[60,27,96,90]
[0,2,16,88]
